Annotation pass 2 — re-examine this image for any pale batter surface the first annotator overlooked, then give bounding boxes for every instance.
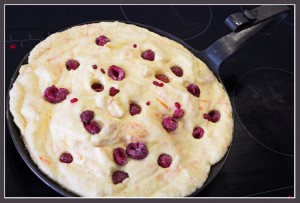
[9,21,233,197]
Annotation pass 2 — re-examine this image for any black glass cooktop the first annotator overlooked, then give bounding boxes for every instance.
[5,5,294,197]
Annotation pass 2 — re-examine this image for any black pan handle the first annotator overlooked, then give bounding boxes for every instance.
[198,5,291,76]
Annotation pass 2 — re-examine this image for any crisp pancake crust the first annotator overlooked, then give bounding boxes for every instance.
[9,21,233,197]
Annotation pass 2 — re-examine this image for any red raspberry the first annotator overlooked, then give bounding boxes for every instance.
[155,75,169,83]
[112,171,129,184]
[84,121,101,135]
[204,110,221,123]
[113,147,128,166]
[108,65,125,81]
[60,152,73,164]
[129,103,141,116]
[171,66,183,77]
[153,81,164,87]
[157,153,172,168]
[193,127,205,139]
[80,110,94,124]
[141,50,155,61]
[187,83,200,97]
[95,35,110,46]
[203,114,211,120]
[66,59,80,71]
[126,142,149,160]
[173,109,185,119]
[162,116,178,132]
[44,85,70,104]
[109,87,120,97]
[91,83,104,92]
[70,98,78,103]
[175,102,181,109]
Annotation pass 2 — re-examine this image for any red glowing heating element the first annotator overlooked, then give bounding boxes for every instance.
[9,43,16,49]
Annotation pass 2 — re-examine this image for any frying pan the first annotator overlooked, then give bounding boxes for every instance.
[6,5,290,197]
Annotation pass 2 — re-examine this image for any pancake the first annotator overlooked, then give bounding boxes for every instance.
[9,21,233,197]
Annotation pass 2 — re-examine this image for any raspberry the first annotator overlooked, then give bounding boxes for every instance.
[133,44,137,48]
[70,98,78,103]
[157,153,172,168]
[44,85,70,104]
[112,171,129,184]
[162,116,178,132]
[92,65,97,70]
[173,109,184,119]
[113,147,128,166]
[126,142,149,160]
[80,110,94,124]
[60,152,73,164]
[141,50,155,61]
[204,110,221,123]
[175,102,181,109]
[95,35,110,46]
[129,103,141,116]
[84,121,101,135]
[187,83,200,97]
[203,114,210,120]
[91,83,104,92]
[146,101,150,105]
[155,75,169,83]
[153,81,164,87]
[66,59,80,71]
[170,66,183,77]
[108,65,125,81]
[193,127,204,139]
[109,87,120,97]
[209,110,221,123]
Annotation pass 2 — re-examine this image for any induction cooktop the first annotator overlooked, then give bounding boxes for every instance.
[5,5,294,197]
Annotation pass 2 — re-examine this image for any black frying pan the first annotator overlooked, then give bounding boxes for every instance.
[6,5,290,197]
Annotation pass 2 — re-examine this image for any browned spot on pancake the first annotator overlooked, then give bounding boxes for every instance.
[138,134,146,139]
[156,174,164,181]
[39,156,51,165]
[47,56,58,62]
[189,160,198,167]
[124,51,131,57]
[128,134,141,143]
[129,122,149,139]
[154,111,164,121]
[63,36,72,43]
[129,122,141,128]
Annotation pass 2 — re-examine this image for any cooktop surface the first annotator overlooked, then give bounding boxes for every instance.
[5,5,294,197]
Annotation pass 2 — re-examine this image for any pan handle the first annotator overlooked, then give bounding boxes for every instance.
[198,5,291,76]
